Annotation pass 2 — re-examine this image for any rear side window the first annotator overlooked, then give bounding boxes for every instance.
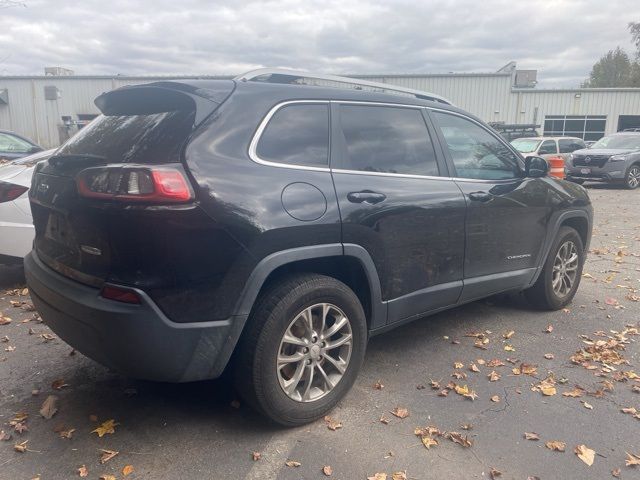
[337,105,439,176]
[559,138,585,153]
[256,103,329,167]
[538,140,558,154]
[56,110,195,164]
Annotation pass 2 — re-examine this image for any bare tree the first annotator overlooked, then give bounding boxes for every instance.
[0,0,24,8]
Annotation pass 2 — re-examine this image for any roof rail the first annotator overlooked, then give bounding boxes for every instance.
[234,68,452,105]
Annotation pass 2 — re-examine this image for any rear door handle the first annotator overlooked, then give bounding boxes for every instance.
[347,190,387,205]
[468,191,493,202]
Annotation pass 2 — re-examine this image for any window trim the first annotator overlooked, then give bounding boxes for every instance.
[427,107,526,183]
[248,100,331,172]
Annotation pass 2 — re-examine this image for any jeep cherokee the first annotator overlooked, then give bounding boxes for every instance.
[24,69,593,426]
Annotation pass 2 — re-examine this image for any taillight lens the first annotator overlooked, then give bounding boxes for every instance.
[100,285,141,304]
[0,181,29,203]
[77,165,193,203]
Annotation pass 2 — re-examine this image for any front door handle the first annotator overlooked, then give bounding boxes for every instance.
[347,190,387,205]
[468,191,493,202]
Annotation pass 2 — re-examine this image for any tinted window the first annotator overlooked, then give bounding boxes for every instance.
[257,104,329,167]
[558,138,585,153]
[337,105,438,176]
[57,111,195,164]
[432,111,522,180]
[538,140,558,154]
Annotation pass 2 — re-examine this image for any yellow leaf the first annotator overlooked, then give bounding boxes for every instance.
[545,440,566,452]
[92,419,119,437]
[503,330,515,339]
[285,460,301,467]
[367,474,387,480]
[391,407,409,419]
[323,465,333,476]
[392,472,407,480]
[540,385,557,396]
[625,451,640,466]
[122,465,134,476]
[574,444,595,466]
[99,476,116,480]
[78,465,88,477]
[453,362,464,369]
[490,395,500,402]
[504,345,515,352]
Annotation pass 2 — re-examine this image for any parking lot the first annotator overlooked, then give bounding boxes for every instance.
[0,184,638,480]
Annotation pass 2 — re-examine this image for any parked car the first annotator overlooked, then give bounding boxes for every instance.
[566,132,640,189]
[24,70,593,426]
[0,149,54,263]
[0,130,43,162]
[511,136,586,162]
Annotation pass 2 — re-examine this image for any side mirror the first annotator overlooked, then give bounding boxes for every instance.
[525,156,548,178]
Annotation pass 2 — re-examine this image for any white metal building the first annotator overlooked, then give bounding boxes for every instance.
[1,64,640,149]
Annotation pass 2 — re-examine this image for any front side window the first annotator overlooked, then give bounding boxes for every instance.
[538,140,558,154]
[431,111,522,180]
[337,105,439,176]
[0,133,34,153]
[256,103,329,167]
[559,138,585,153]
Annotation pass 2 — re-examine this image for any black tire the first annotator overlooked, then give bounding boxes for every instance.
[234,273,367,426]
[624,164,640,190]
[524,226,585,310]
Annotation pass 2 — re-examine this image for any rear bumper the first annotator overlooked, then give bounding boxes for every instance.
[25,251,246,382]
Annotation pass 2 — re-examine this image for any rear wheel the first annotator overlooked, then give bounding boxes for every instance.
[234,273,367,426]
[524,226,584,310]
[625,164,640,190]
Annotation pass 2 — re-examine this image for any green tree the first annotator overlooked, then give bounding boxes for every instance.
[583,47,634,87]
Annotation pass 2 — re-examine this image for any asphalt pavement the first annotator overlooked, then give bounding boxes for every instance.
[1,184,639,480]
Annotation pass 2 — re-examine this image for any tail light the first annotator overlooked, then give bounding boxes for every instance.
[100,285,141,304]
[76,165,193,203]
[0,181,29,203]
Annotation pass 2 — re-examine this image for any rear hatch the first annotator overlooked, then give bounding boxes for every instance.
[30,80,234,287]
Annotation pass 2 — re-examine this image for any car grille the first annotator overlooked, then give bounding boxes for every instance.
[572,155,609,168]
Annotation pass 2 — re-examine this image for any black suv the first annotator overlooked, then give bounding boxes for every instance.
[25,70,593,426]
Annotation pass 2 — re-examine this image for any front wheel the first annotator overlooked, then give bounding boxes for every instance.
[524,226,585,310]
[234,273,367,426]
[625,164,640,190]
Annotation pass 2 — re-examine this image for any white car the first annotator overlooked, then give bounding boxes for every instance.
[0,149,54,263]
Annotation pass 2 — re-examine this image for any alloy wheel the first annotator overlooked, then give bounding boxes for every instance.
[552,240,579,298]
[276,303,353,402]
[628,166,640,189]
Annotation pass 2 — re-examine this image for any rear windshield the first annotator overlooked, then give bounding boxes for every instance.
[591,135,640,150]
[56,110,195,164]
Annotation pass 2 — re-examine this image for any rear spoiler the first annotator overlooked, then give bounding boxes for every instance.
[94,80,235,125]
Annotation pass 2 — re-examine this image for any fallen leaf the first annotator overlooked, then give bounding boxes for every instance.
[503,330,515,339]
[504,345,515,352]
[612,467,621,477]
[421,436,439,449]
[454,362,464,369]
[99,476,116,480]
[544,353,555,360]
[520,363,538,376]
[252,452,261,461]
[51,379,69,390]
[490,395,500,402]
[77,465,88,477]
[605,297,619,306]
[563,387,585,398]
[14,422,27,434]
[546,441,566,452]
[324,416,343,431]
[379,415,389,425]
[575,444,595,466]
[625,451,640,466]
[92,419,119,437]
[582,401,593,410]
[59,428,75,439]
[545,325,554,333]
[0,317,11,326]
[490,467,502,479]
[367,474,387,480]
[285,460,301,467]
[323,465,333,476]
[373,380,384,390]
[0,430,11,441]
[14,440,28,452]
[488,371,501,382]
[39,395,58,419]
[391,407,409,419]
[524,432,540,441]
[448,432,473,448]
[99,449,119,464]
[469,363,480,373]
[392,472,407,480]
[122,465,134,476]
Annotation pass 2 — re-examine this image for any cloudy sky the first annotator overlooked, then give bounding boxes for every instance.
[0,0,639,87]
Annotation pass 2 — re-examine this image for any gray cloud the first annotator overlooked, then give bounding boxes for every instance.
[0,0,638,87]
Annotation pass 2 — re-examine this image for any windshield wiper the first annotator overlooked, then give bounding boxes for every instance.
[48,154,108,168]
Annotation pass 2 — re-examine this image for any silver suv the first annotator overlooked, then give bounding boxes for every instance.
[566,132,640,189]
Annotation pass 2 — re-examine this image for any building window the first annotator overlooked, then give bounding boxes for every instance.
[543,115,606,141]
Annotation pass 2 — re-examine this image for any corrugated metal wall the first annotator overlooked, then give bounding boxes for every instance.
[1,74,640,148]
